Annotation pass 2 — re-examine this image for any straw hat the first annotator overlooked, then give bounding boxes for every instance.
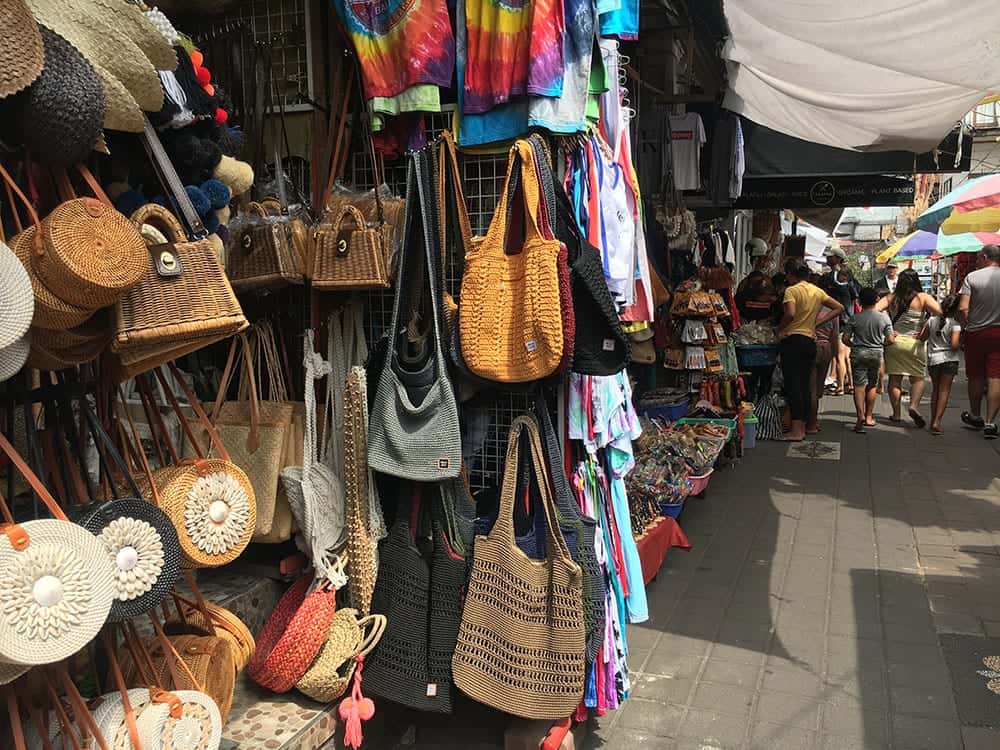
[0,332,30,383]
[5,25,105,166]
[84,0,177,71]
[0,240,33,350]
[27,0,164,111]
[0,0,44,98]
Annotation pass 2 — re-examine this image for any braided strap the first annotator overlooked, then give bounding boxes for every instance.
[247,575,338,692]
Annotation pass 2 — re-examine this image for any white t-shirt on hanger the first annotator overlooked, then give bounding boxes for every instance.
[669,113,707,191]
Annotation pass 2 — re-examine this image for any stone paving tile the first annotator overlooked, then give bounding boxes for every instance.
[598,397,1000,750]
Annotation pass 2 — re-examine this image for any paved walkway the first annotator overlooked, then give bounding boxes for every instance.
[589,393,1000,750]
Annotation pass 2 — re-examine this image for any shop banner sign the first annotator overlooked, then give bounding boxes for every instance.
[735,176,915,209]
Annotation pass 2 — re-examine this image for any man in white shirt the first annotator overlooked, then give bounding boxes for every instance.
[875,263,899,298]
[959,245,1000,438]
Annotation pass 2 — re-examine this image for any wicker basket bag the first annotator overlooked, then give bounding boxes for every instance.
[138,365,257,569]
[295,609,386,702]
[452,416,585,720]
[311,204,391,290]
[114,203,247,352]
[227,201,306,291]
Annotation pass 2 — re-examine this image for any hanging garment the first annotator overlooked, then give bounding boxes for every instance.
[597,0,637,39]
[461,0,565,114]
[668,112,707,191]
[528,0,597,133]
[333,0,454,99]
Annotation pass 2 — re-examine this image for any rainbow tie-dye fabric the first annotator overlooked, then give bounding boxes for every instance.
[463,0,565,114]
[334,0,455,99]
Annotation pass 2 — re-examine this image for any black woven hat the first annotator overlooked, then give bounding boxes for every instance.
[5,26,105,167]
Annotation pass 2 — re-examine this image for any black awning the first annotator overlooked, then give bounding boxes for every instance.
[734,175,915,209]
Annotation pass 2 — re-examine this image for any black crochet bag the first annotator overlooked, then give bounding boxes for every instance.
[553,188,629,375]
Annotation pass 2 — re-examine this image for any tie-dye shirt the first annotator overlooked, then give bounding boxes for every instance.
[333,0,454,99]
[462,0,565,114]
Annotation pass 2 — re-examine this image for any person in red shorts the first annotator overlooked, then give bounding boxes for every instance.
[959,245,1000,439]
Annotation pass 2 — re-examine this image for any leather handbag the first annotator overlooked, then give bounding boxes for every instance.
[228,200,307,291]
[367,147,462,481]
[458,140,564,383]
[452,416,585,720]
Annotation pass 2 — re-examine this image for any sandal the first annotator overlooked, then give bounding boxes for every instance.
[854,422,867,434]
[962,412,985,430]
[930,426,944,436]
[909,409,927,430]
[985,424,999,440]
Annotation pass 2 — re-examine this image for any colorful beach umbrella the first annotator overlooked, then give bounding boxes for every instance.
[916,174,1000,232]
[940,206,1000,235]
[935,231,1000,256]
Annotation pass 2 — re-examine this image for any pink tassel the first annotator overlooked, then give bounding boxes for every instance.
[339,657,375,749]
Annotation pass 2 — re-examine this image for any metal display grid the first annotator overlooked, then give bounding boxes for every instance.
[349,112,538,491]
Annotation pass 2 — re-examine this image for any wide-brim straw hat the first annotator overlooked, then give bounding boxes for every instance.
[27,0,164,111]
[0,332,31,383]
[8,25,106,167]
[0,240,33,349]
[0,0,44,98]
[85,0,177,71]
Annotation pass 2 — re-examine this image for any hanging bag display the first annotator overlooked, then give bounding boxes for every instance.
[458,139,564,383]
[229,200,307,291]
[295,608,386,702]
[0,432,116,666]
[367,147,462,481]
[343,367,379,617]
[70,394,182,623]
[138,365,257,568]
[452,415,585,720]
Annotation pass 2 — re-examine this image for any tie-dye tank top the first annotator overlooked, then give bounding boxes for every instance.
[333,0,454,99]
[462,0,565,114]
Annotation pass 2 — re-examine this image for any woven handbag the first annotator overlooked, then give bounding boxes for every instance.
[365,489,441,711]
[138,365,257,569]
[0,433,116,666]
[164,588,256,673]
[113,120,247,358]
[190,329,295,537]
[228,201,306,291]
[295,609,386,702]
[532,397,606,666]
[70,398,182,622]
[452,416,585,720]
[311,204,391,290]
[32,166,146,309]
[247,574,338,693]
[344,367,377,617]
[458,139,564,383]
[118,632,238,723]
[367,147,462,481]
[0,164,94,331]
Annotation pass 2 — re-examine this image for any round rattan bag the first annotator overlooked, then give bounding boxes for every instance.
[137,689,223,750]
[164,596,255,673]
[0,433,116,666]
[34,167,147,309]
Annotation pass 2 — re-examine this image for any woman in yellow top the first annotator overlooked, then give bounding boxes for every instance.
[777,259,846,441]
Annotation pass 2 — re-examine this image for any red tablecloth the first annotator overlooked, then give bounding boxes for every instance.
[636,516,691,584]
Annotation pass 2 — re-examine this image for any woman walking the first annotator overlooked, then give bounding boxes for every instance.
[876,269,942,427]
[921,294,962,435]
[777,259,845,441]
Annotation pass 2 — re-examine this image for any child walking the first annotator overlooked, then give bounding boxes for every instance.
[844,287,896,433]
[921,294,962,435]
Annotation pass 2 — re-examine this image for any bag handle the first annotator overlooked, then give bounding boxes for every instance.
[3,685,26,750]
[437,130,472,276]
[130,203,188,245]
[0,433,70,523]
[40,678,84,750]
[141,116,208,240]
[0,163,43,256]
[491,416,574,566]
[79,396,146,500]
[53,666,110,750]
[101,631,143,750]
[145,369,207,462]
[481,140,547,254]
[354,614,387,658]
[209,333,260,454]
[320,64,354,212]
[117,385,164,507]
[135,373,179,466]
[160,364,233,463]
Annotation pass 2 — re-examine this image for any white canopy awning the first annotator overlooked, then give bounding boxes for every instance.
[722,0,1000,152]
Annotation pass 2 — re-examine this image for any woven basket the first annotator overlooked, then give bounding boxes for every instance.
[0,239,33,350]
[36,308,110,348]
[0,433,116,666]
[33,172,147,309]
[25,322,111,369]
[344,368,376,616]
[164,598,255,672]
[74,497,181,622]
[113,203,246,352]
[0,332,31,383]
[140,689,222,750]
[10,224,94,331]
[142,459,256,569]
[118,634,237,723]
[227,203,306,291]
[247,574,337,693]
[311,204,391,290]
[295,609,386,702]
